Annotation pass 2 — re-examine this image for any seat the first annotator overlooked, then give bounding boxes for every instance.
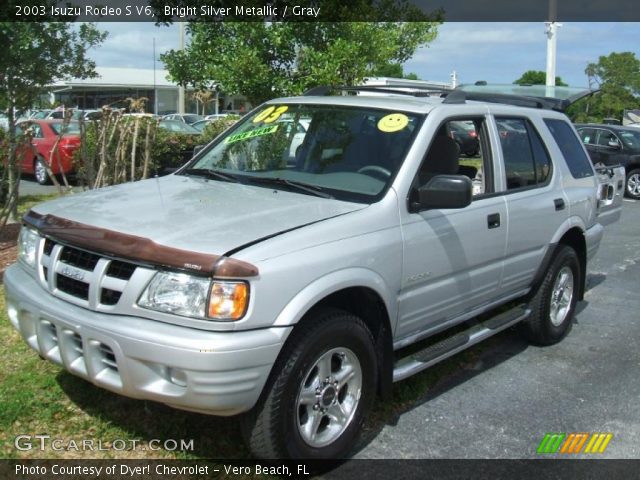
[419,135,460,185]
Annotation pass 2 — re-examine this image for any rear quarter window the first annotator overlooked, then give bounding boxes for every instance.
[544,119,594,178]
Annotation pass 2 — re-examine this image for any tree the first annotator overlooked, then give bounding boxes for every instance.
[373,62,421,80]
[161,21,438,105]
[570,52,640,122]
[0,21,106,225]
[513,70,567,87]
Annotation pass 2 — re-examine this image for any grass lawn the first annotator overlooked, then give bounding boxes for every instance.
[0,192,500,461]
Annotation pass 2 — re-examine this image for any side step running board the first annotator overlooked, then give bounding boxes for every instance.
[393,305,530,382]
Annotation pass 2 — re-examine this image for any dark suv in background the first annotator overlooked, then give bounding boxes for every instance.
[576,124,640,199]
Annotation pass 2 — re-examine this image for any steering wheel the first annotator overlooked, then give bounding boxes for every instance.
[357,165,392,180]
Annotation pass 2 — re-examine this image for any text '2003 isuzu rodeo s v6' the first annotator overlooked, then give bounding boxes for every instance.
[6,85,623,459]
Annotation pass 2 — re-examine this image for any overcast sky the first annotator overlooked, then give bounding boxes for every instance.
[88,22,640,88]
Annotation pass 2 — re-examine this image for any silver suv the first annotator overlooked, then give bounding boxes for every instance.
[6,85,621,459]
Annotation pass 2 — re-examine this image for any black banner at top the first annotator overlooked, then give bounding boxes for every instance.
[2,0,640,22]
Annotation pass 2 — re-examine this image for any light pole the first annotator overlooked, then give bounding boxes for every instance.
[153,37,157,115]
[178,22,185,114]
[545,0,562,95]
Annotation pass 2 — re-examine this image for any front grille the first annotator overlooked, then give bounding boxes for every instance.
[60,246,100,270]
[38,239,138,308]
[100,288,122,306]
[106,260,136,280]
[57,275,90,300]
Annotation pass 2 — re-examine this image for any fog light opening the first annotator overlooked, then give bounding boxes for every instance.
[168,368,188,387]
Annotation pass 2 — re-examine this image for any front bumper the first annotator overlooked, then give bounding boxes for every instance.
[4,264,290,416]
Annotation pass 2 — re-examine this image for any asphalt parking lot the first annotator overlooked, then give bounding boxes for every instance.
[355,199,640,459]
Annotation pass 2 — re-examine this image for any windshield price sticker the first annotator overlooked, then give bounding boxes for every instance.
[252,105,289,124]
[378,113,409,133]
[225,125,279,144]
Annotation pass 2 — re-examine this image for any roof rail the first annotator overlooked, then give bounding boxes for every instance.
[448,84,599,112]
[303,85,451,98]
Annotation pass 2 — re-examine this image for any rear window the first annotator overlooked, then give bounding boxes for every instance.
[544,119,594,178]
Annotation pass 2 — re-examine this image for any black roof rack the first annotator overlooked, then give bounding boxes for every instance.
[447,85,599,112]
[302,84,598,113]
[303,85,451,98]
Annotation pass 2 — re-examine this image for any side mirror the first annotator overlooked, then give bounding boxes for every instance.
[607,140,621,149]
[411,175,472,212]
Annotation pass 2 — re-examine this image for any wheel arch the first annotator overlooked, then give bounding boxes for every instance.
[272,270,396,398]
[532,225,587,301]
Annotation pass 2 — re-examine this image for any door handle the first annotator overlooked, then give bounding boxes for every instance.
[554,198,565,211]
[487,213,501,229]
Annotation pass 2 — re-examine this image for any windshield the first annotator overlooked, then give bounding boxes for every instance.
[183,103,422,203]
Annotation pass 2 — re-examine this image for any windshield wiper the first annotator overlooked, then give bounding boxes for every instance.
[249,177,334,199]
[181,168,244,184]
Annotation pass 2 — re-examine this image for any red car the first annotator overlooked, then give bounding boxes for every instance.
[16,120,81,185]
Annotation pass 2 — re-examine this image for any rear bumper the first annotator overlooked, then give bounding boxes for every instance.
[4,264,290,416]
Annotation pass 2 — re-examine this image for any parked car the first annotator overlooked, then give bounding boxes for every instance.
[162,113,204,125]
[576,123,640,199]
[191,119,214,132]
[15,119,80,184]
[157,120,203,171]
[204,113,229,121]
[447,120,479,157]
[72,109,103,121]
[6,85,622,460]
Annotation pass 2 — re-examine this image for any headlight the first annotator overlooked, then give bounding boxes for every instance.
[18,227,39,268]
[138,272,249,321]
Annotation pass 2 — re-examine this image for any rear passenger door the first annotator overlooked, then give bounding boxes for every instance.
[495,117,568,295]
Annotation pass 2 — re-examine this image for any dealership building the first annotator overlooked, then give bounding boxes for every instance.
[46,67,456,115]
[47,66,249,115]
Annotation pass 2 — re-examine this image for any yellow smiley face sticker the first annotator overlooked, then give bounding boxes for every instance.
[378,113,409,133]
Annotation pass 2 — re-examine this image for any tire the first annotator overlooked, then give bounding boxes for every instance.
[242,309,377,459]
[523,245,581,346]
[34,157,51,185]
[625,168,640,200]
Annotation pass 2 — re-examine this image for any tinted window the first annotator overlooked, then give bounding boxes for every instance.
[417,117,488,197]
[577,128,596,145]
[597,129,619,147]
[496,118,551,190]
[544,119,594,178]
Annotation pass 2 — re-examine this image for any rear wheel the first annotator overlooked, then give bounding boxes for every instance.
[523,245,580,345]
[34,158,51,185]
[242,309,377,459]
[625,168,640,200]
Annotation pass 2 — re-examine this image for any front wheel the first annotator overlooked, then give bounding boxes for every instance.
[625,168,640,200]
[243,309,377,459]
[523,245,581,345]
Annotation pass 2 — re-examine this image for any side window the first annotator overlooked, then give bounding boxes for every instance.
[596,130,620,148]
[544,118,594,178]
[578,128,596,145]
[417,117,490,197]
[496,117,551,190]
[32,124,43,138]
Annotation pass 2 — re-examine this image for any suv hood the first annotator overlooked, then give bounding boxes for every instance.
[31,175,365,257]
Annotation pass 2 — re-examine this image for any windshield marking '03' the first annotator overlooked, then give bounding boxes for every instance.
[188,104,422,203]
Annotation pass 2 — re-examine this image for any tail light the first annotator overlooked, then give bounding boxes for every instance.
[469,131,478,138]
